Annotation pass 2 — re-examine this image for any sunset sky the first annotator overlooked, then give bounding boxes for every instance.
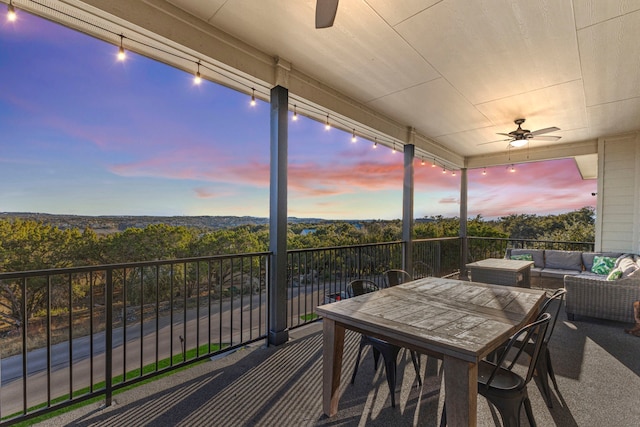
[0,11,597,220]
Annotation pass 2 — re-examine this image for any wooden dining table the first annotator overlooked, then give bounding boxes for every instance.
[315,276,546,426]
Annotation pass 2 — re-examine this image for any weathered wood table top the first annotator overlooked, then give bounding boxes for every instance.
[316,276,546,426]
[466,257,534,272]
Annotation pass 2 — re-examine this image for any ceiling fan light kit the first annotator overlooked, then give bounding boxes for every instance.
[509,138,529,148]
[480,118,561,149]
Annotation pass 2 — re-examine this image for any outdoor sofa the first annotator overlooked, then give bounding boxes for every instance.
[505,248,640,324]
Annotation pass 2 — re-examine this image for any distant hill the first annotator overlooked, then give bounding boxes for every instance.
[0,212,341,234]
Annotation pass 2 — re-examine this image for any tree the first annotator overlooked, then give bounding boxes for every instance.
[0,219,88,330]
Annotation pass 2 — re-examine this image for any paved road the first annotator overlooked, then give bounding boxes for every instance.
[0,284,332,415]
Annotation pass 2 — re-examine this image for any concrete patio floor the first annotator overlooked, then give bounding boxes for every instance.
[38,307,640,426]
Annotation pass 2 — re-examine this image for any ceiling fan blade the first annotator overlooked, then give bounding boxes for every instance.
[531,135,562,141]
[478,138,511,146]
[316,0,339,28]
[530,126,560,136]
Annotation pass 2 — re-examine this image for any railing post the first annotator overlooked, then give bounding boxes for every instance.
[105,268,113,407]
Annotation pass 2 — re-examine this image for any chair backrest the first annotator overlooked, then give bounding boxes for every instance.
[346,279,379,297]
[486,312,551,387]
[384,269,412,287]
[540,288,566,343]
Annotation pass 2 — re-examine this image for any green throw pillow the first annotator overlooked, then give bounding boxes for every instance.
[511,254,533,261]
[591,256,616,275]
[606,268,623,281]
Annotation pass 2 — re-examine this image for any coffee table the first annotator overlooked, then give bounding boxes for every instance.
[466,258,534,288]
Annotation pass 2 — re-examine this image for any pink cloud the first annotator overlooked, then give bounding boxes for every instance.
[439,197,459,204]
[194,188,216,199]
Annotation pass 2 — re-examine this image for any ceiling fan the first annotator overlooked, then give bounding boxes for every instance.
[316,0,339,28]
[481,118,561,148]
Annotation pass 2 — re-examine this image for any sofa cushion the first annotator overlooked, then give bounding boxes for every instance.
[545,250,583,271]
[510,254,533,261]
[540,268,581,279]
[510,249,544,268]
[627,267,640,278]
[615,256,639,277]
[591,256,616,275]
[606,268,623,280]
[582,252,622,271]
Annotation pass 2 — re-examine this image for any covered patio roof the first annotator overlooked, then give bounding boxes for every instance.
[13,0,640,177]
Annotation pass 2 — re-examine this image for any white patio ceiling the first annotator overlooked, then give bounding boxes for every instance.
[17,0,640,175]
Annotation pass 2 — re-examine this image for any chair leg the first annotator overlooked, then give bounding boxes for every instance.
[383,354,397,407]
[351,336,367,384]
[483,394,523,427]
[523,397,537,427]
[372,347,381,370]
[535,348,554,408]
[547,350,560,392]
[410,350,422,386]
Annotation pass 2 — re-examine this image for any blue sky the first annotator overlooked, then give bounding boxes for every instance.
[0,11,596,220]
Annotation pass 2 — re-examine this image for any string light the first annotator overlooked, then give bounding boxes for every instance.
[442,166,447,174]
[250,88,256,106]
[292,105,298,121]
[510,164,516,173]
[351,129,357,143]
[117,34,126,61]
[194,61,202,85]
[7,0,16,21]
[373,138,377,149]
[452,170,456,176]
[421,158,425,166]
[392,143,396,153]
[325,114,330,130]
[482,167,487,175]
[432,158,436,168]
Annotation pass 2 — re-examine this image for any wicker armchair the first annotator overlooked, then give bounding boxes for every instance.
[565,275,640,323]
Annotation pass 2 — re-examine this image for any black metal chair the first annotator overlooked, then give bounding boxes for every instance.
[441,312,551,427]
[517,288,566,407]
[347,279,422,408]
[488,288,566,408]
[384,269,413,287]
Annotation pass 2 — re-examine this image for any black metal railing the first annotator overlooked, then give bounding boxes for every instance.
[286,241,405,328]
[0,236,594,424]
[0,253,269,425]
[413,237,461,278]
[467,237,595,263]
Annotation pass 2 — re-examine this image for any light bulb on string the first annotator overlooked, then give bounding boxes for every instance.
[442,166,447,174]
[325,114,330,130]
[392,143,396,153]
[117,34,126,61]
[421,158,425,166]
[452,170,456,176]
[351,129,357,143]
[250,88,256,106]
[373,138,377,149]
[432,158,436,168]
[292,105,298,121]
[482,167,487,175]
[7,0,16,21]
[194,61,202,85]
[510,164,516,173]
